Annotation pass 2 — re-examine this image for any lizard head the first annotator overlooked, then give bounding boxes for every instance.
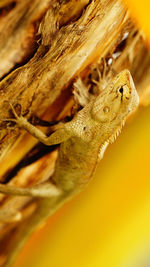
[92,69,139,143]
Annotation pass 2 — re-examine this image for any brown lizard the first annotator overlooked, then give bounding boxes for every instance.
[0,69,139,267]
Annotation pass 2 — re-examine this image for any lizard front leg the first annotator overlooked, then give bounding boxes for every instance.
[0,104,71,198]
[3,103,72,146]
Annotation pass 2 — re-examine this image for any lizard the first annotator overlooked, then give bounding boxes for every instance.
[0,69,139,267]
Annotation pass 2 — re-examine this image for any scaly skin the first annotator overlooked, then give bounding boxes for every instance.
[0,69,139,267]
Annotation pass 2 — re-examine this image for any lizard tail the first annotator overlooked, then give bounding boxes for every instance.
[3,194,67,267]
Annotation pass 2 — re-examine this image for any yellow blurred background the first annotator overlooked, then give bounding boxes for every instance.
[14,1,150,267]
[125,0,150,40]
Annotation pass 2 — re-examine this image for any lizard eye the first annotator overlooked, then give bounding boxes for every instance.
[103,106,110,113]
[119,87,123,94]
[118,85,130,100]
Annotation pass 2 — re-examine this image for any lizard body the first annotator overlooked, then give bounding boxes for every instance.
[0,69,139,266]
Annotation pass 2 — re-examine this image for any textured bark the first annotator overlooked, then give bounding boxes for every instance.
[0,0,150,265]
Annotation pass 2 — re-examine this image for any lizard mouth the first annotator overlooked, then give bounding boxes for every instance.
[108,119,125,144]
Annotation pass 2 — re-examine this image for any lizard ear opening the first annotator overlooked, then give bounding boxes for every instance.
[92,101,110,122]
[103,106,110,113]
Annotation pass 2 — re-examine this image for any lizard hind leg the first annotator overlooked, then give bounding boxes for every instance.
[0,182,62,198]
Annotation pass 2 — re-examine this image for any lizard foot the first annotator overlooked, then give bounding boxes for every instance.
[91,58,108,93]
[0,209,22,223]
[73,77,91,107]
[0,102,26,129]
[8,102,25,128]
